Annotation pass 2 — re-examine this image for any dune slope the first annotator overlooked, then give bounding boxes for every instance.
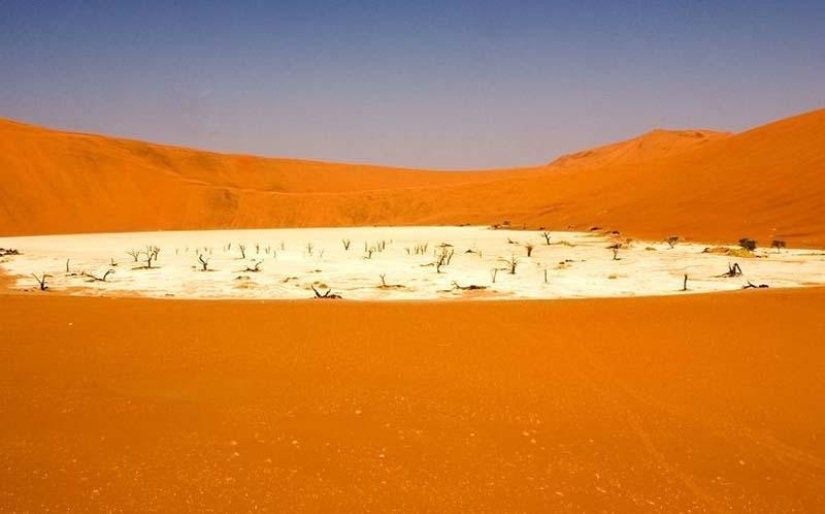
[1,109,823,245]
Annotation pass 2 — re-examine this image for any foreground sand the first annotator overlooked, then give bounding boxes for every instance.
[1,291,823,512]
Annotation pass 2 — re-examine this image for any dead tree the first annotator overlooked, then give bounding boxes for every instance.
[342,239,351,251]
[608,243,621,260]
[84,269,115,282]
[525,243,534,257]
[667,236,679,249]
[435,253,447,273]
[724,262,743,277]
[434,247,454,273]
[305,242,314,256]
[311,285,342,299]
[143,246,160,268]
[771,240,786,253]
[491,268,499,284]
[244,260,263,272]
[682,274,688,291]
[541,232,551,245]
[500,255,519,275]
[742,281,769,289]
[32,273,50,291]
[238,244,247,259]
[127,249,141,262]
[197,254,210,271]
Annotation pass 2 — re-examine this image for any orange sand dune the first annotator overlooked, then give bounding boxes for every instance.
[1,290,823,512]
[1,109,824,246]
[548,128,731,169]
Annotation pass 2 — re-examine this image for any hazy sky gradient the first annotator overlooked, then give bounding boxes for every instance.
[1,1,823,169]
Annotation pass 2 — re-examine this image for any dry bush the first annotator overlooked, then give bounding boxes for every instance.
[31,273,51,291]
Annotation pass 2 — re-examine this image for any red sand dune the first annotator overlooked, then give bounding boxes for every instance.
[2,108,824,245]
[1,290,824,512]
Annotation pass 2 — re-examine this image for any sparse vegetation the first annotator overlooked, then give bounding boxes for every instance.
[738,238,757,252]
[771,240,786,252]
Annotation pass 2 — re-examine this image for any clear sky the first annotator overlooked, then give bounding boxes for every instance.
[1,1,823,169]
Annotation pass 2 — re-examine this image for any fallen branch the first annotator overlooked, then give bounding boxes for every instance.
[83,269,115,282]
[311,285,342,299]
[452,281,488,291]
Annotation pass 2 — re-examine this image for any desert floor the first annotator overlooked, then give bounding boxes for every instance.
[2,227,824,300]
[0,290,823,512]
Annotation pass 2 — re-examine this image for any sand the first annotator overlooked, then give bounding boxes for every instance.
[1,290,823,512]
[2,227,824,300]
[2,109,824,246]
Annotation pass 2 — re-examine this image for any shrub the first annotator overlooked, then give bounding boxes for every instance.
[738,238,757,252]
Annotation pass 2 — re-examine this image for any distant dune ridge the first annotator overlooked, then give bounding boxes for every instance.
[1,109,823,245]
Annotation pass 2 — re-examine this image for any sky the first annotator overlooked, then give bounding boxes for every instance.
[1,1,823,169]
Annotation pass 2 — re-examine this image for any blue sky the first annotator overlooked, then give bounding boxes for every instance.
[1,1,823,168]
